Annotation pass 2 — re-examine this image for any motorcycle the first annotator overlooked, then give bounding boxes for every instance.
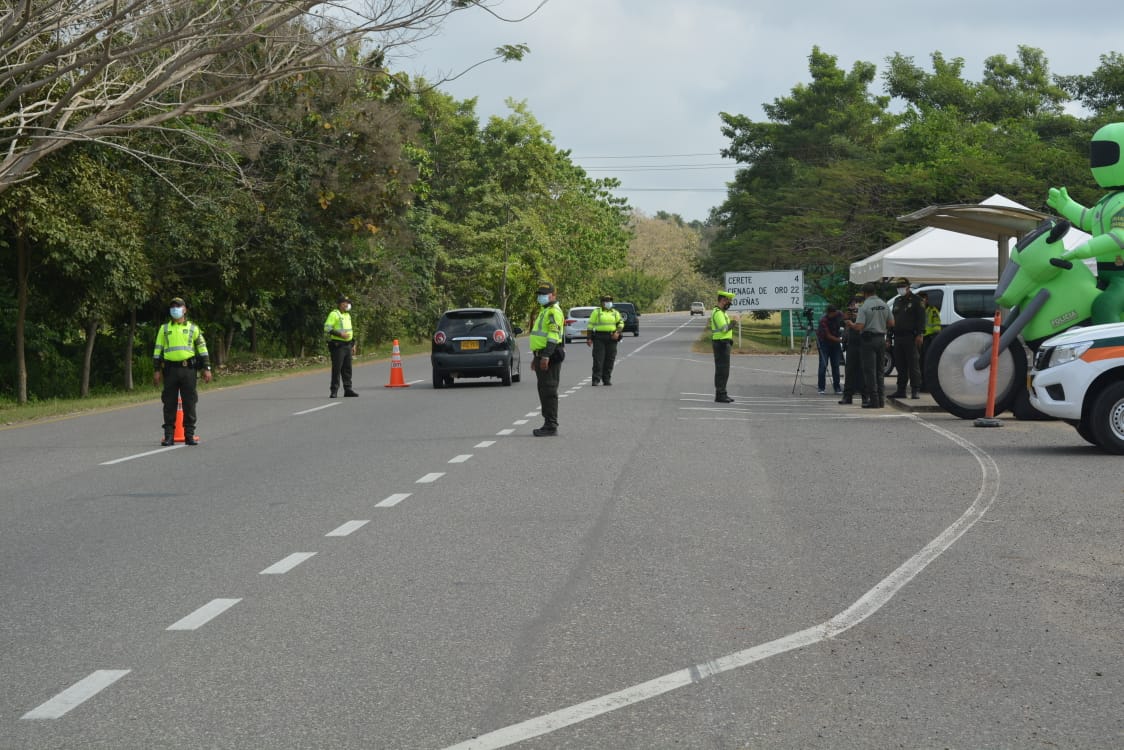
[925,218,1116,419]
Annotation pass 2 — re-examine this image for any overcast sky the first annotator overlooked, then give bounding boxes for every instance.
[399,0,1121,223]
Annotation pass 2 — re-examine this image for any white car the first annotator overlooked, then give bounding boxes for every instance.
[564,306,595,343]
[690,301,705,316]
[1029,321,1124,453]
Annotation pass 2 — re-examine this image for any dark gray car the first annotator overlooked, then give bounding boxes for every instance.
[431,308,522,387]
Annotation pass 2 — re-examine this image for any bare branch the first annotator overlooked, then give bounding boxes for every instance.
[0,0,510,192]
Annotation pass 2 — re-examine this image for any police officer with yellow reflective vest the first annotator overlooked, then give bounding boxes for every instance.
[324,294,358,398]
[530,281,565,436]
[586,294,624,386]
[710,290,737,403]
[153,297,212,446]
[918,290,942,392]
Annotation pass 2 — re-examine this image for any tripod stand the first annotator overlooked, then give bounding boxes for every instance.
[791,320,818,394]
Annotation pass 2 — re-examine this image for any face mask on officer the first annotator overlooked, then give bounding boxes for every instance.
[603,301,613,309]
[170,306,185,319]
[344,303,351,312]
[537,294,550,305]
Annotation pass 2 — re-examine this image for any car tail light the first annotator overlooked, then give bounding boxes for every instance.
[492,329,507,344]
[565,319,575,325]
[433,331,447,345]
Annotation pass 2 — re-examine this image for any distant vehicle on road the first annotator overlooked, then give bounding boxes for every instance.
[564,306,595,344]
[690,302,705,316]
[431,308,521,388]
[615,301,640,336]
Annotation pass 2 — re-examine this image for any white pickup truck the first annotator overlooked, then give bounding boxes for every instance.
[1028,321,1124,453]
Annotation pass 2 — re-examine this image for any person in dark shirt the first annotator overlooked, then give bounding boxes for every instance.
[889,278,926,399]
[816,305,844,395]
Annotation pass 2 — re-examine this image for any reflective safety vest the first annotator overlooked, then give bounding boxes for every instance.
[709,307,733,341]
[154,321,208,363]
[324,309,353,342]
[588,307,623,333]
[530,303,564,352]
[924,305,941,336]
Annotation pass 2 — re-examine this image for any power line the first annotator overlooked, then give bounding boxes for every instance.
[575,152,720,159]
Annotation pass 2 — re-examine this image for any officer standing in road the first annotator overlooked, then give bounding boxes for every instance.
[586,294,624,386]
[153,296,212,446]
[324,294,358,398]
[889,277,925,400]
[530,281,565,436]
[854,283,893,409]
[710,290,737,403]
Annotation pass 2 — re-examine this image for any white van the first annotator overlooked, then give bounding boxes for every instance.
[885,283,996,327]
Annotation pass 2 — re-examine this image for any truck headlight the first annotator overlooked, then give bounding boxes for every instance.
[1046,340,1093,367]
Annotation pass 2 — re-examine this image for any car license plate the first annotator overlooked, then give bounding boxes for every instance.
[460,340,479,350]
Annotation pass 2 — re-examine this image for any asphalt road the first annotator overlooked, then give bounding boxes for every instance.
[1,313,1121,749]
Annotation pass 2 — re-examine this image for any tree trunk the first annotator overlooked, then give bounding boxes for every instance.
[15,231,28,404]
[124,308,136,391]
[80,318,98,397]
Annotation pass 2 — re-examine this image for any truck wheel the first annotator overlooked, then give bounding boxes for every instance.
[925,319,1026,419]
[1089,381,1124,454]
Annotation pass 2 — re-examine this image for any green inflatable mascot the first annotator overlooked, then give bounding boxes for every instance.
[1048,122,1124,324]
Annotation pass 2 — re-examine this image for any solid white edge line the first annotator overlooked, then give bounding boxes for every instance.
[21,669,131,720]
[100,446,178,465]
[326,520,370,537]
[441,417,1001,750]
[376,493,411,508]
[416,472,445,483]
[259,552,316,575]
[166,598,242,631]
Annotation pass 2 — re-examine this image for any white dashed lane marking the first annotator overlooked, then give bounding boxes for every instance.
[260,552,316,575]
[166,598,242,631]
[376,493,411,507]
[21,670,131,720]
[416,472,444,484]
[326,520,370,537]
[449,455,472,464]
[497,429,515,436]
[475,441,496,448]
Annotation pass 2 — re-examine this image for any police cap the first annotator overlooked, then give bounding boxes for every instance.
[536,281,555,295]
[169,297,186,307]
[717,290,735,300]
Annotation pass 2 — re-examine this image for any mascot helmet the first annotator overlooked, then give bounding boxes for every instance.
[1090,122,1124,189]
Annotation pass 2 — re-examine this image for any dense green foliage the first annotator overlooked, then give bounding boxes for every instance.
[703,46,1124,308]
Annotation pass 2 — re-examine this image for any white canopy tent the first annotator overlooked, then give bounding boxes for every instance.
[849,194,1092,283]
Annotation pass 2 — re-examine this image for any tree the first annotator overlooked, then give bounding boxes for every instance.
[0,0,523,193]
[1057,52,1124,114]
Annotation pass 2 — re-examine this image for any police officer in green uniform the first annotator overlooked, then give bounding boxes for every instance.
[710,290,736,403]
[586,294,624,386]
[324,294,358,398]
[854,283,893,409]
[838,296,865,405]
[153,297,212,445]
[918,291,941,392]
[530,281,565,436]
[888,277,925,399]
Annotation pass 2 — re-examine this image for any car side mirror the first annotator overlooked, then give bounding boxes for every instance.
[512,326,523,335]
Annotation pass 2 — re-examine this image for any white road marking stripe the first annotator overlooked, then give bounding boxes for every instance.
[513,420,529,425]
[448,455,472,464]
[376,493,411,507]
[293,403,339,415]
[440,418,1001,750]
[524,412,539,418]
[497,429,515,436]
[416,472,444,483]
[22,670,131,719]
[326,520,369,537]
[166,598,242,631]
[260,552,316,575]
[475,441,496,448]
[100,447,177,465]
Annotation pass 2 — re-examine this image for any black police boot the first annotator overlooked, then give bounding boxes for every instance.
[715,395,735,403]
[592,379,600,386]
[343,389,359,397]
[329,390,338,398]
[184,435,198,446]
[532,426,558,437]
[161,432,175,447]
[838,395,853,405]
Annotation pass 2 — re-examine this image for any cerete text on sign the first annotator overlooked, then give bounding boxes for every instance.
[724,271,804,310]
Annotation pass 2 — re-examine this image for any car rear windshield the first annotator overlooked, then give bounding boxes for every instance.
[568,307,596,318]
[440,312,500,337]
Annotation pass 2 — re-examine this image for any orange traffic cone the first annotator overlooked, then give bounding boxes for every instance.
[385,339,410,388]
[173,397,186,442]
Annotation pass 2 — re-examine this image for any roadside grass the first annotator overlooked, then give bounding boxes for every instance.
[0,337,432,428]
[690,312,811,355]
